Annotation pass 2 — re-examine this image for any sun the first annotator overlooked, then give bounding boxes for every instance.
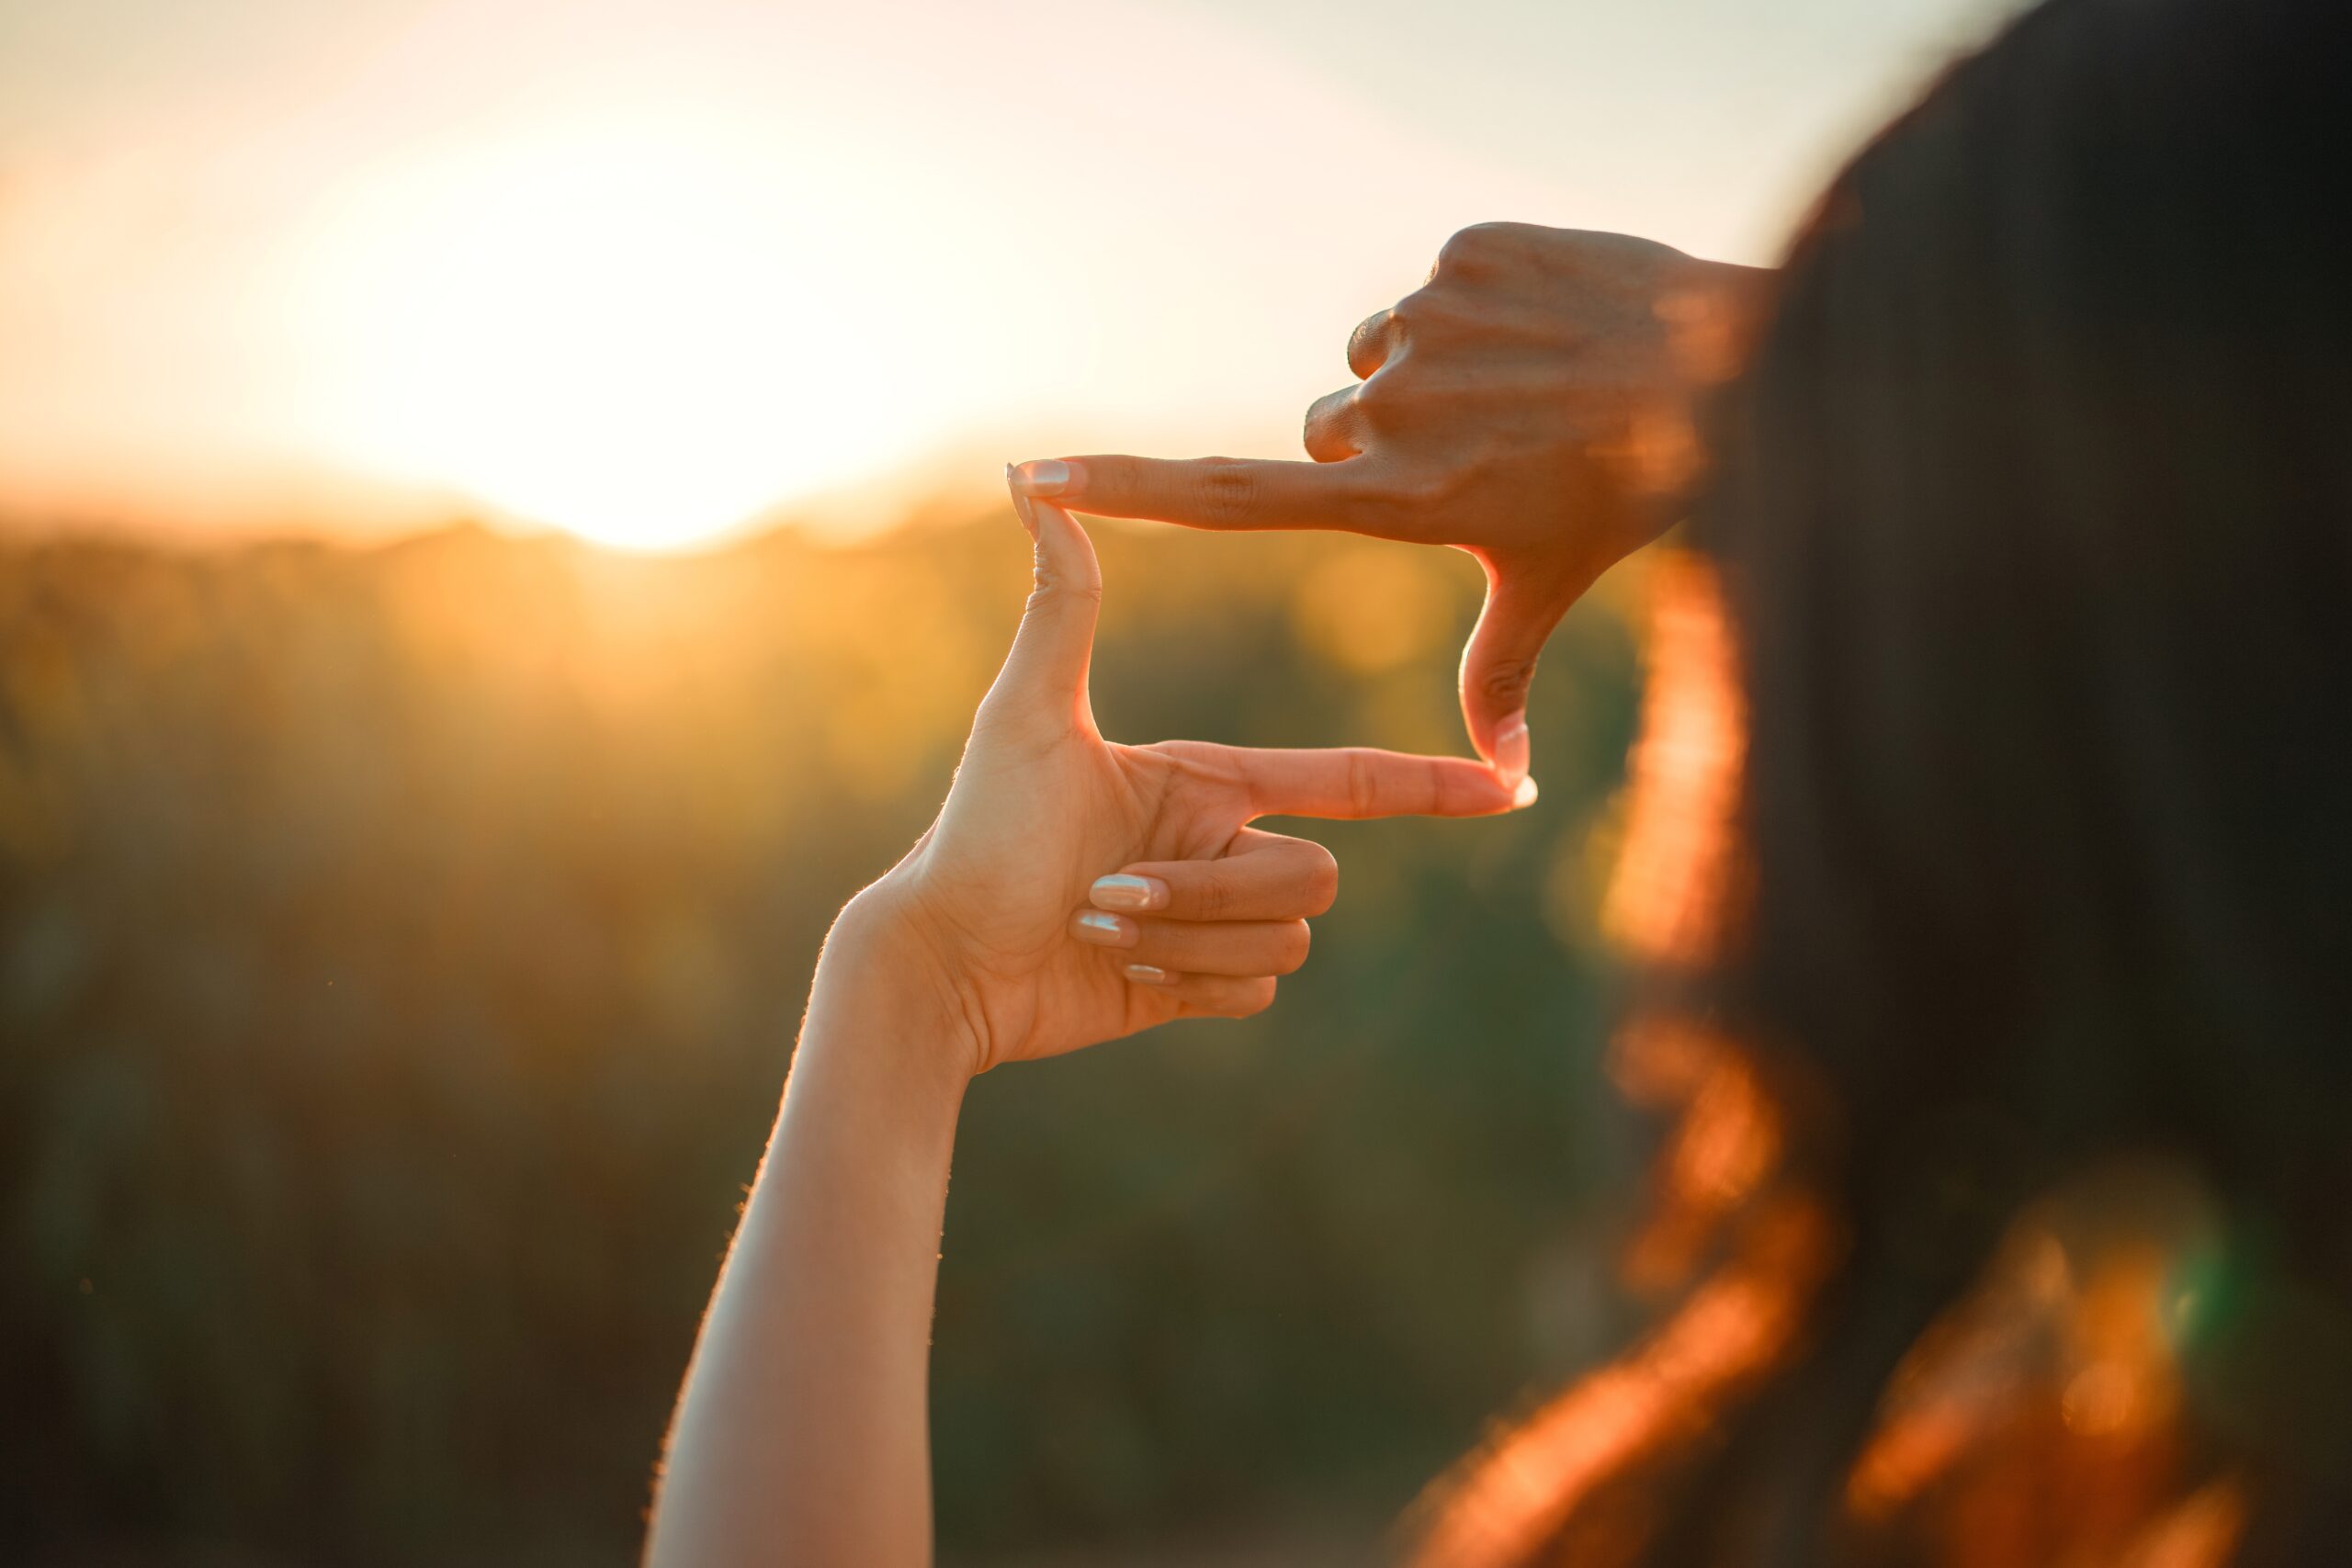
[294,122,931,551]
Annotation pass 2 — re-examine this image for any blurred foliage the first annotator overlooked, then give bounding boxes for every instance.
[0,508,1650,1564]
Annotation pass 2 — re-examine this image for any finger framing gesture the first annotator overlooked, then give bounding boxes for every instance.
[865,478,1532,1076]
[1012,223,1771,793]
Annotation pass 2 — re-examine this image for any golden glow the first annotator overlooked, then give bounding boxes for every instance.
[1845,1164,2243,1568]
[290,123,944,551]
[1420,564,2249,1568]
[0,0,1601,550]
[1601,552,1747,967]
[14,0,2007,549]
[1291,544,1453,674]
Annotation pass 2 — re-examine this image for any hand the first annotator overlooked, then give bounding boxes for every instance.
[1008,224,1770,784]
[853,478,1531,1078]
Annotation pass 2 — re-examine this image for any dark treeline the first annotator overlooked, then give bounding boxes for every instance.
[0,513,1647,1564]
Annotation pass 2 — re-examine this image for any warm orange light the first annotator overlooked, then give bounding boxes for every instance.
[1845,1164,2241,1568]
[288,122,954,551]
[1600,553,1747,968]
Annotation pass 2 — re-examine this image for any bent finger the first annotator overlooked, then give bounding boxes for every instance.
[1459,558,1582,784]
[1072,912,1314,977]
[1302,387,1365,464]
[980,488,1102,728]
[1091,829,1338,921]
[1224,746,1533,820]
[1127,970,1279,1021]
[1347,307,1399,380]
[1011,453,1385,534]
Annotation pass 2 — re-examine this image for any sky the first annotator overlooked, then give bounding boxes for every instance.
[0,0,2018,549]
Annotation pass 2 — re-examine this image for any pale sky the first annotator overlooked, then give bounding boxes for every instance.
[0,0,2018,547]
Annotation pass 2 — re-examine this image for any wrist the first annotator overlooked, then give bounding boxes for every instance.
[807,879,987,1091]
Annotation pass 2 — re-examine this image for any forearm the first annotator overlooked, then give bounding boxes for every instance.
[1684,255,1778,376]
[1615,253,1779,554]
[645,896,973,1568]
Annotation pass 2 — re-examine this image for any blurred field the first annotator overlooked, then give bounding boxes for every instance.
[0,507,1651,1564]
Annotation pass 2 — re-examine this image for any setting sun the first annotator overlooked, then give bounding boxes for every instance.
[17,3,2278,1567]
[0,0,1995,548]
[292,123,954,550]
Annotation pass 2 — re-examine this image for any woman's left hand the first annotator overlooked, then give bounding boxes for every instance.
[647,477,1529,1568]
[850,479,1532,1080]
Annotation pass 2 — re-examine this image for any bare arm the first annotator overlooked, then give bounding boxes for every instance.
[641,487,1530,1568]
[643,907,968,1568]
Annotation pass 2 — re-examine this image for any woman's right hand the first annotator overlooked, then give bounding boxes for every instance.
[1007,224,1770,789]
[844,479,1531,1081]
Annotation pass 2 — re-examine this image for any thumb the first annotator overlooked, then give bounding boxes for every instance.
[1459,555,1577,788]
[982,479,1102,731]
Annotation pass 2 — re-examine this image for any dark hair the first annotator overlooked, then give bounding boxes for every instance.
[1691,0,2352,1558]
[1417,1,2352,1562]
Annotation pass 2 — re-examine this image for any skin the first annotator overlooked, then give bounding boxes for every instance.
[1012,223,1772,784]
[647,225,1765,1566]
[641,489,1530,1568]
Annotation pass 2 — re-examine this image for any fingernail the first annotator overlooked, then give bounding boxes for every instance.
[1002,463,1039,539]
[1090,874,1168,912]
[1070,909,1136,948]
[1512,775,1540,810]
[1492,711,1530,788]
[1123,963,1173,986]
[1011,458,1075,497]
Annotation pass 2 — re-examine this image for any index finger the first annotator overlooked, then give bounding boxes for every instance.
[1228,746,1535,821]
[1012,454,1391,535]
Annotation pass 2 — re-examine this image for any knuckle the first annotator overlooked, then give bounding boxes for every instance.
[1240,978,1278,1017]
[1477,655,1540,705]
[1273,921,1313,975]
[1305,849,1340,915]
[1091,453,1144,499]
[1435,222,1508,279]
[1027,564,1102,607]
[1189,875,1227,921]
[1303,433,1353,466]
[1194,458,1261,525]
[1386,288,1437,331]
[1347,309,1393,371]
[1477,220,1542,247]
[1342,749,1377,813]
[1302,388,1359,459]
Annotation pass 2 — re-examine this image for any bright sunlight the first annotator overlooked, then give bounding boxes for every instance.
[0,0,1990,549]
[293,121,937,550]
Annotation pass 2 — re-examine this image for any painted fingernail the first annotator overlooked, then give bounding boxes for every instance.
[1090,874,1169,912]
[1123,963,1173,986]
[1070,909,1136,948]
[1493,711,1531,788]
[1010,458,1075,497]
[1002,463,1039,539]
[1512,775,1540,809]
